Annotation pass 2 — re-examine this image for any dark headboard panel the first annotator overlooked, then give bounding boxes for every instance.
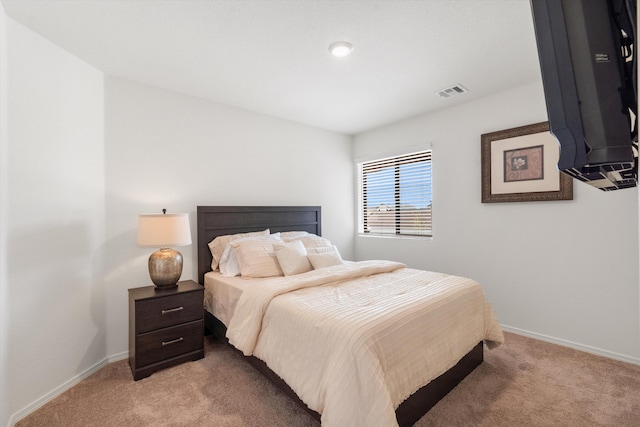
[196,206,321,284]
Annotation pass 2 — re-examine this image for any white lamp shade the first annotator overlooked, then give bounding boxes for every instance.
[137,213,192,247]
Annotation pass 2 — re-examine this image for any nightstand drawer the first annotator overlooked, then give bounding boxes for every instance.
[135,291,203,333]
[135,320,203,367]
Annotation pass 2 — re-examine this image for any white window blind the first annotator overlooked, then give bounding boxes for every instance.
[359,150,432,237]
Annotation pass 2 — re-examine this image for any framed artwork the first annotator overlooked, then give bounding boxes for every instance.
[481,122,573,203]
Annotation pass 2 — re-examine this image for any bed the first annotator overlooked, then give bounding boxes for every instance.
[196,206,503,427]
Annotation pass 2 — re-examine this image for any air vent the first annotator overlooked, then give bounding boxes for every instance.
[435,84,469,99]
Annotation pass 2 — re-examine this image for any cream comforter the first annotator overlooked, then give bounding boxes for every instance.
[227,260,504,427]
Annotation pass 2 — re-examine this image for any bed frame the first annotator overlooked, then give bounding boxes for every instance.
[196,206,483,426]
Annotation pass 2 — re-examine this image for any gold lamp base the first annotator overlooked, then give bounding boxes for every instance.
[148,248,183,288]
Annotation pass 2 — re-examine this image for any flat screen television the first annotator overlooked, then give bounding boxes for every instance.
[530,0,637,191]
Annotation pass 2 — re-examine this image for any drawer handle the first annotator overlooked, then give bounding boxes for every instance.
[161,306,184,315]
[162,337,184,347]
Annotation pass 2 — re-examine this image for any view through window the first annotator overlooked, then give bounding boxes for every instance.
[358,150,432,237]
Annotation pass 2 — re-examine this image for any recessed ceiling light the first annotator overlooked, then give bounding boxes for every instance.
[329,41,353,57]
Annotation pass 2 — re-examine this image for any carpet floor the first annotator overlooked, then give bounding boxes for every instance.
[15,332,640,426]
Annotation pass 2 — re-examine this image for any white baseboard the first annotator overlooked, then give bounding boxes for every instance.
[502,324,640,366]
[8,351,128,427]
[108,350,129,363]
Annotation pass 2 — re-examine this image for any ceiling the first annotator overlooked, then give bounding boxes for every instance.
[1,0,543,135]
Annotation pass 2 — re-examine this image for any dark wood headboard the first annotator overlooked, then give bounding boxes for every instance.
[196,206,321,284]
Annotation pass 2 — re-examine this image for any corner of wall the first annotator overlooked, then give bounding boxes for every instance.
[0,5,10,427]
[2,11,107,425]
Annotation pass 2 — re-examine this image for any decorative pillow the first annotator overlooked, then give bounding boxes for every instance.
[280,231,310,241]
[208,229,270,271]
[231,239,283,278]
[274,240,312,276]
[307,245,341,257]
[294,234,333,250]
[308,250,343,269]
[219,235,281,277]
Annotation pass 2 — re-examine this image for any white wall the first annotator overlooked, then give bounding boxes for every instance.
[354,82,640,363]
[102,78,354,358]
[3,14,106,426]
[1,5,10,426]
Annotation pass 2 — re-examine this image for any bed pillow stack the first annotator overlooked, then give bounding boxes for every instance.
[218,234,281,277]
[209,231,343,278]
[208,229,271,271]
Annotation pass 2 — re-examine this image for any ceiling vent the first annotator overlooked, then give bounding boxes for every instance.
[435,84,469,99]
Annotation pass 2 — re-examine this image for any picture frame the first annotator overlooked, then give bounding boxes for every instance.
[481,122,573,203]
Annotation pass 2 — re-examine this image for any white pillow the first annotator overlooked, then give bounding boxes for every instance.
[219,235,281,277]
[307,245,341,258]
[308,250,343,269]
[231,239,283,278]
[274,240,312,276]
[208,229,270,271]
[294,234,333,250]
[280,231,310,241]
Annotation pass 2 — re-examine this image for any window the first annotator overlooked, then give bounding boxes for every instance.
[358,149,432,237]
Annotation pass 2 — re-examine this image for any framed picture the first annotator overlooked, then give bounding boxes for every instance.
[481,122,573,203]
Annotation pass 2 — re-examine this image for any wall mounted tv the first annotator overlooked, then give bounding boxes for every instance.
[530,0,637,191]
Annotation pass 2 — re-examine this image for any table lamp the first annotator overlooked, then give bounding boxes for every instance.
[137,210,191,288]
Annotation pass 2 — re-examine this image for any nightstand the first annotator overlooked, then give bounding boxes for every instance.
[128,280,204,380]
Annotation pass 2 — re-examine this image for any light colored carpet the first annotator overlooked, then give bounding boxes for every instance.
[15,332,640,426]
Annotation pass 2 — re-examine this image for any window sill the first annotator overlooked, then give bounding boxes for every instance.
[357,233,433,241]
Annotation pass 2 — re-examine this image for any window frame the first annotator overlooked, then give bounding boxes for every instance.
[356,146,433,239]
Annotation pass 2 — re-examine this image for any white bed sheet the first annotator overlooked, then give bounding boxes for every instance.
[204,271,281,326]
[204,272,245,327]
